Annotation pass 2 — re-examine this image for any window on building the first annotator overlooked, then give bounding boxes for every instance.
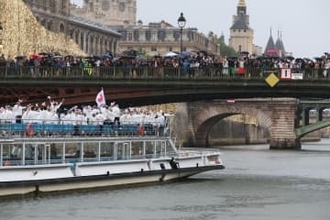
[145,31,151,41]
[151,46,157,52]
[61,0,66,9]
[128,33,133,41]
[60,24,65,33]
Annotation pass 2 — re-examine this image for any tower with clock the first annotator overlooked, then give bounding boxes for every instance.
[72,0,137,26]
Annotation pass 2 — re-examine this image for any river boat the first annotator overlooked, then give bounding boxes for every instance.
[0,121,224,199]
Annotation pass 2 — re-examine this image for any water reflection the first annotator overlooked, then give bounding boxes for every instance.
[0,140,330,220]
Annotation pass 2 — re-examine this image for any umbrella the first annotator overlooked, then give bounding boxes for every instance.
[136,55,147,61]
[181,51,193,57]
[227,56,238,60]
[295,58,305,63]
[15,55,26,60]
[285,55,295,60]
[53,52,62,56]
[199,50,209,56]
[101,54,112,60]
[313,57,323,61]
[30,53,40,59]
[38,52,51,57]
[240,51,249,56]
[64,55,74,59]
[164,51,178,57]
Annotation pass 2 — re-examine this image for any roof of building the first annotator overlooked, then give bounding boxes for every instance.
[230,14,250,30]
[264,34,277,55]
[275,32,286,56]
[70,15,121,36]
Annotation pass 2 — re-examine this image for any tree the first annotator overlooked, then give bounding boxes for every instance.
[219,40,238,57]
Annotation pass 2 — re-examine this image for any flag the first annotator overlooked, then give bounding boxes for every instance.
[95,88,106,107]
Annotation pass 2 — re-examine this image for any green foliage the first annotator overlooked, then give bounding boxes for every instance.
[219,40,238,57]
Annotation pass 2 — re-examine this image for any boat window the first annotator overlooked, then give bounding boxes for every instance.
[131,141,144,158]
[100,142,115,159]
[83,142,98,159]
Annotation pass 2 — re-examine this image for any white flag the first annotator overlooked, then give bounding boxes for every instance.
[95,88,106,107]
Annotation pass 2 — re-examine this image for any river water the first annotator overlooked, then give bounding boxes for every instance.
[1,140,330,220]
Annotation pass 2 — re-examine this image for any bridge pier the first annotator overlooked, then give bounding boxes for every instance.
[269,138,301,150]
[268,98,300,150]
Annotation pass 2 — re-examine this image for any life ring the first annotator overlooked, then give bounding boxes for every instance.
[26,123,34,137]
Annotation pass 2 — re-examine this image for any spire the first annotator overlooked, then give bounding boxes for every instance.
[264,28,277,56]
[238,0,246,7]
[275,30,286,57]
[232,0,249,29]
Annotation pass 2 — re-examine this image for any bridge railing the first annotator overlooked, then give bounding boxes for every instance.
[0,66,329,80]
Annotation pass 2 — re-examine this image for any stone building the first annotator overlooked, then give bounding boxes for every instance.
[115,20,220,57]
[23,0,121,55]
[70,0,137,26]
[70,0,220,57]
[229,0,262,56]
[22,0,220,57]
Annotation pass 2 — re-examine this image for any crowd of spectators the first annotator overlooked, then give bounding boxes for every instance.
[0,50,330,78]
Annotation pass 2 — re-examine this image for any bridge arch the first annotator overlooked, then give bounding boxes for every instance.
[187,101,272,147]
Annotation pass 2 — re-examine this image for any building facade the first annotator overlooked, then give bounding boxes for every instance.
[23,0,121,55]
[115,20,220,57]
[23,0,220,57]
[70,0,220,57]
[229,0,254,55]
[70,0,137,26]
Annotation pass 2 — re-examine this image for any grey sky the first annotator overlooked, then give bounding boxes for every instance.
[72,0,330,58]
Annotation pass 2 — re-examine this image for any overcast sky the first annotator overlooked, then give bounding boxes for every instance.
[71,0,330,58]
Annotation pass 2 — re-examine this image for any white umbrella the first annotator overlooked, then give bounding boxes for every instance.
[164,51,178,57]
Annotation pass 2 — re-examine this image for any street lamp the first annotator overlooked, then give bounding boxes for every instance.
[177,12,186,54]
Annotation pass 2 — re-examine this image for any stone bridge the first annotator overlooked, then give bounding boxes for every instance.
[173,98,300,149]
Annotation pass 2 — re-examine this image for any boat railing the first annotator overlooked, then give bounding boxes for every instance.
[0,121,169,138]
[0,151,177,167]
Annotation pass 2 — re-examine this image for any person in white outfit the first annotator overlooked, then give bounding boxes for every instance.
[12,100,25,123]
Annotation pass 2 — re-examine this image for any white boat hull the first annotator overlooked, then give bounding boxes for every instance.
[0,128,225,199]
[0,165,224,199]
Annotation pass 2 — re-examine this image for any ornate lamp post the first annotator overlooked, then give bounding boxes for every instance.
[177,12,186,54]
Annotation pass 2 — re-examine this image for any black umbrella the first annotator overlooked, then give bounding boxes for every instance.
[313,57,323,61]
[285,55,295,60]
[295,58,305,63]
[15,55,26,60]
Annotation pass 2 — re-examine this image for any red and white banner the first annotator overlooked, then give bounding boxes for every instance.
[95,88,106,107]
[280,68,292,79]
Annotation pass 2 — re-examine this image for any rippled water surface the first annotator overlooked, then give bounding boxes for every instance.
[1,140,330,220]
